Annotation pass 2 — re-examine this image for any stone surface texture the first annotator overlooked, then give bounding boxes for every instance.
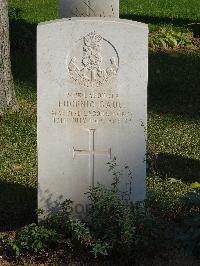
[37,18,148,216]
[60,0,119,18]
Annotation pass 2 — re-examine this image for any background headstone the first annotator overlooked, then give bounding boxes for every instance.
[37,18,148,216]
[59,0,119,18]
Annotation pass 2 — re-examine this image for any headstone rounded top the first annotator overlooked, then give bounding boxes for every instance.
[38,17,148,32]
[59,0,119,18]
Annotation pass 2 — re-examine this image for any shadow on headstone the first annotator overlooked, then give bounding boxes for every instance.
[38,188,64,216]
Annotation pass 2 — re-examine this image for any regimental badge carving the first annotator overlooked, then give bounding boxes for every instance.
[68,32,119,87]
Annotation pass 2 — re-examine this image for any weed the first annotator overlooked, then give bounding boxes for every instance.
[149,27,193,49]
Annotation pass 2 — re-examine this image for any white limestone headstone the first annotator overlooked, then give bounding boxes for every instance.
[59,0,119,18]
[37,18,148,216]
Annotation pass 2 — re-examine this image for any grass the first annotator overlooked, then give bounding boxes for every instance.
[148,50,200,183]
[0,0,199,233]
[120,0,200,31]
[9,0,58,23]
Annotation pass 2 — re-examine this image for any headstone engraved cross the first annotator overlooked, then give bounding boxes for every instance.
[73,129,111,187]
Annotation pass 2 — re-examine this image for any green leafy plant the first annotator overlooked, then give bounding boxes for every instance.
[86,183,136,255]
[86,176,173,257]
[42,158,136,257]
[149,27,193,49]
[7,161,200,260]
[43,199,111,258]
[9,223,59,256]
[85,158,135,255]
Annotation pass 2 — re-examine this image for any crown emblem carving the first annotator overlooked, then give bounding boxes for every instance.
[68,32,119,88]
[84,32,103,47]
